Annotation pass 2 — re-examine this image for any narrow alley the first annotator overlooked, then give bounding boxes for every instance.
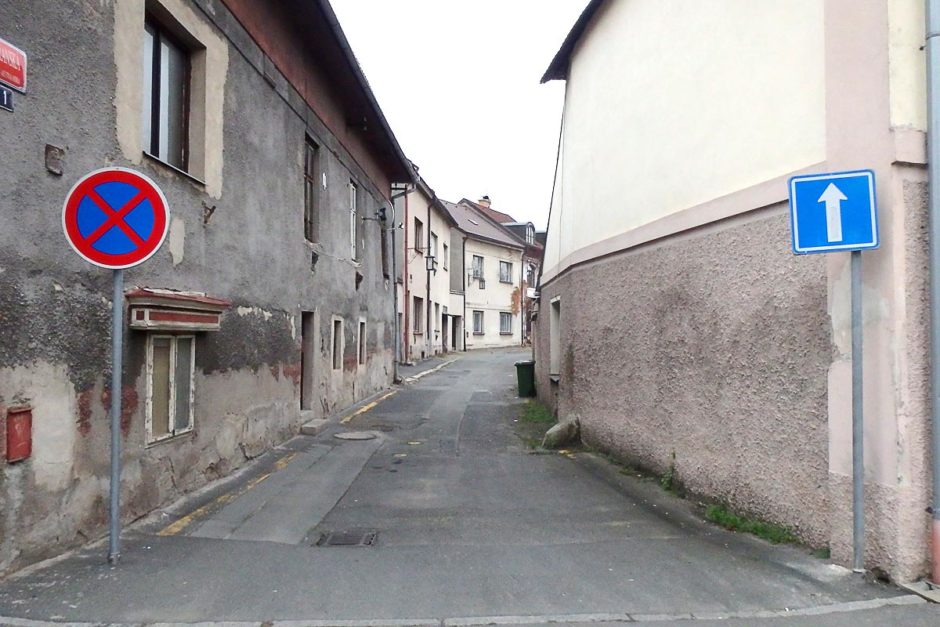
[0,350,934,626]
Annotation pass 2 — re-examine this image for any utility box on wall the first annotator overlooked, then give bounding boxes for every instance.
[6,406,32,463]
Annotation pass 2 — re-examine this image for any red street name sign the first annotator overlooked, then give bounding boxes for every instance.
[0,36,26,93]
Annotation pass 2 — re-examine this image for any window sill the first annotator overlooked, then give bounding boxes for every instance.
[499,280,513,284]
[473,332,485,336]
[146,427,194,447]
[549,375,560,385]
[142,151,206,187]
[500,332,513,335]
[413,332,423,336]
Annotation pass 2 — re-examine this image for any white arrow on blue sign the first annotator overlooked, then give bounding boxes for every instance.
[788,170,879,254]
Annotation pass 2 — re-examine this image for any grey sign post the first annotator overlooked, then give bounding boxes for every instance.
[788,170,879,572]
[62,168,170,564]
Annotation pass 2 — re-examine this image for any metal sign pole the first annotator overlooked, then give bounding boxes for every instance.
[850,250,865,572]
[108,268,124,565]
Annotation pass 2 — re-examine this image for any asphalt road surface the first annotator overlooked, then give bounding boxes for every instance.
[0,348,937,626]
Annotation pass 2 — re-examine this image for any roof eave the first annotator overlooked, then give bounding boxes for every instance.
[318,0,416,184]
[540,0,608,84]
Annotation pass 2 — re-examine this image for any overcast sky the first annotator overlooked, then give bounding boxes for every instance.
[330,0,587,230]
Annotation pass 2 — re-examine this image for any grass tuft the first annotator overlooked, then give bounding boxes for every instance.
[520,400,555,425]
[705,504,797,545]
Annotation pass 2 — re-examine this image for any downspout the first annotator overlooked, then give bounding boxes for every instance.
[462,235,468,351]
[404,191,410,364]
[390,205,401,384]
[391,185,412,375]
[926,0,940,584]
[426,197,432,359]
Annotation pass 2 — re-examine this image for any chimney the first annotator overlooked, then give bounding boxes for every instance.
[478,195,491,208]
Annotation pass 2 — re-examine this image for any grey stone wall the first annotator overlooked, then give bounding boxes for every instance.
[0,0,395,573]
[536,207,832,546]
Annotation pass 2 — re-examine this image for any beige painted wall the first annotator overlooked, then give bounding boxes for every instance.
[404,188,454,358]
[889,0,927,131]
[538,0,933,580]
[465,239,522,349]
[543,0,826,280]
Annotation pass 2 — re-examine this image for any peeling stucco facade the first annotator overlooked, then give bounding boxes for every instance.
[0,0,407,574]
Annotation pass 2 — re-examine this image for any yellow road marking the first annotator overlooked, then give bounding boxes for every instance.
[157,451,296,536]
[340,390,398,424]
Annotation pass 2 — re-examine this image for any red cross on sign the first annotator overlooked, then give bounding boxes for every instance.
[62,168,170,269]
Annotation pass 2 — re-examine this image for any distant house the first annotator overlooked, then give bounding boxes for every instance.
[398,171,460,362]
[461,197,544,343]
[444,200,525,349]
[536,0,932,582]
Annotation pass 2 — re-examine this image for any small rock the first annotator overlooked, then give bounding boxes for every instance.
[541,417,580,449]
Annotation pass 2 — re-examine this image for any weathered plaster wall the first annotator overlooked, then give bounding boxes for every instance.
[540,208,832,547]
[0,0,395,574]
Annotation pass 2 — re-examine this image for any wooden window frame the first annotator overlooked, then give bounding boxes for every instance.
[143,16,191,172]
[304,136,320,243]
[145,333,195,444]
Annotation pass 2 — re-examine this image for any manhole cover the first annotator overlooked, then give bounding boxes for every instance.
[316,529,378,547]
[334,431,377,440]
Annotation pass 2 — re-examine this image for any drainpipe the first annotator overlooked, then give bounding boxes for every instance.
[462,234,468,351]
[926,0,940,585]
[403,191,410,364]
[391,184,412,381]
[390,205,401,384]
[426,197,432,359]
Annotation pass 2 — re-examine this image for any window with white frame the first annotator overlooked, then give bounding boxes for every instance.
[143,18,191,171]
[430,232,438,259]
[473,310,484,334]
[500,312,512,335]
[414,217,424,254]
[358,319,367,366]
[443,243,449,270]
[348,181,359,260]
[147,335,195,443]
[526,225,535,245]
[413,296,424,333]
[499,260,513,283]
[472,255,484,279]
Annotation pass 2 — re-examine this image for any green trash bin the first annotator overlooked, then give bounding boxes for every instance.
[515,360,536,397]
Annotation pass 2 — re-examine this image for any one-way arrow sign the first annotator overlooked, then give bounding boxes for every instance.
[818,182,848,242]
[788,170,878,254]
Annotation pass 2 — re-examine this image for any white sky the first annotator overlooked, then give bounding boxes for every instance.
[330,0,587,230]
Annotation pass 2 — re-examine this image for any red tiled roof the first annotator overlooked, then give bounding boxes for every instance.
[461,199,516,225]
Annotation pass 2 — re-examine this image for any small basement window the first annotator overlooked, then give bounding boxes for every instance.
[147,335,195,443]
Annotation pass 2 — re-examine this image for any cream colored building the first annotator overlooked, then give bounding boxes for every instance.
[536,0,932,581]
[403,177,460,361]
[446,201,525,349]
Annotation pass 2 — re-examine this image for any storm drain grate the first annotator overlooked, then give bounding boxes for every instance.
[316,529,378,547]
